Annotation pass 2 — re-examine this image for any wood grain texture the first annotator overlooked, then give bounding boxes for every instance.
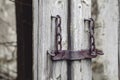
[34,0,68,80]
[33,0,119,80]
[33,0,39,80]
[50,0,68,80]
[70,0,92,80]
[38,0,51,80]
[81,0,92,80]
[119,0,120,79]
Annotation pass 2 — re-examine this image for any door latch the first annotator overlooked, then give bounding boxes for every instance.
[48,15,103,61]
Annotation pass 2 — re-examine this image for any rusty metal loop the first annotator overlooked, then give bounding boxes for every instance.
[57,34,62,42]
[48,17,103,60]
[51,15,62,51]
[57,43,62,50]
[85,18,96,56]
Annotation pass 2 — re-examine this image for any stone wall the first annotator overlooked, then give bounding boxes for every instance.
[0,0,17,80]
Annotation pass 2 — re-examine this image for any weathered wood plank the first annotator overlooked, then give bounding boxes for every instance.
[50,0,68,80]
[93,0,119,80]
[37,0,68,80]
[119,0,120,79]
[38,0,51,80]
[33,0,39,80]
[70,0,92,80]
[70,0,83,79]
[81,0,92,80]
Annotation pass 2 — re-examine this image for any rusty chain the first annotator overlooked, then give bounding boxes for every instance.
[85,18,96,56]
[55,15,62,51]
[48,16,103,60]
[53,16,96,55]
[48,15,62,56]
[89,18,96,56]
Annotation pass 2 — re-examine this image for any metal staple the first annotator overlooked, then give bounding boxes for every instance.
[55,15,62,51]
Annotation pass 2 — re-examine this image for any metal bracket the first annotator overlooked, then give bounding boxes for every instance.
[48,49,103,60]
[48,16,104,61]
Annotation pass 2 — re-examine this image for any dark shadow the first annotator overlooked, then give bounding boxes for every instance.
[15,0,33,80]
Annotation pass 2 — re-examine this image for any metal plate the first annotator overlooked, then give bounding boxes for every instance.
[48,49,103,60]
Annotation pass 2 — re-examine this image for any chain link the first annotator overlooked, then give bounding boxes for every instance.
[55,15,62,51]
[48,17,103,60]
[85,18,96,56]
[89,18,96,56]
[52,16,96,56]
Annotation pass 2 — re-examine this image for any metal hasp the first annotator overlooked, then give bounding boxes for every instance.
[48,50,103,60]
[48,15,104,61]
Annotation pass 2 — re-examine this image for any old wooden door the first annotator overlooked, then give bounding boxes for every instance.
[33,0,119,80]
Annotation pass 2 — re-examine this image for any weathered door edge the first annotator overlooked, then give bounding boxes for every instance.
[33,0,39,80]
[118,0,120,79]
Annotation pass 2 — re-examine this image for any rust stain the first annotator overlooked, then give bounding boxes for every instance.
[92,0,99,20]
[92,61,108,80]
[92,0,104,49]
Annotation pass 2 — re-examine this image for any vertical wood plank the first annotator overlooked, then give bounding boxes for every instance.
[70,0,92,80]
[70,0,83,79]
[81,0,92,80]
[119,0,120,79]
[37,0,68,80]
[94,0,119,80]
[50,0,68,80]
[38,0,51,80]
[33,0,39,80]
